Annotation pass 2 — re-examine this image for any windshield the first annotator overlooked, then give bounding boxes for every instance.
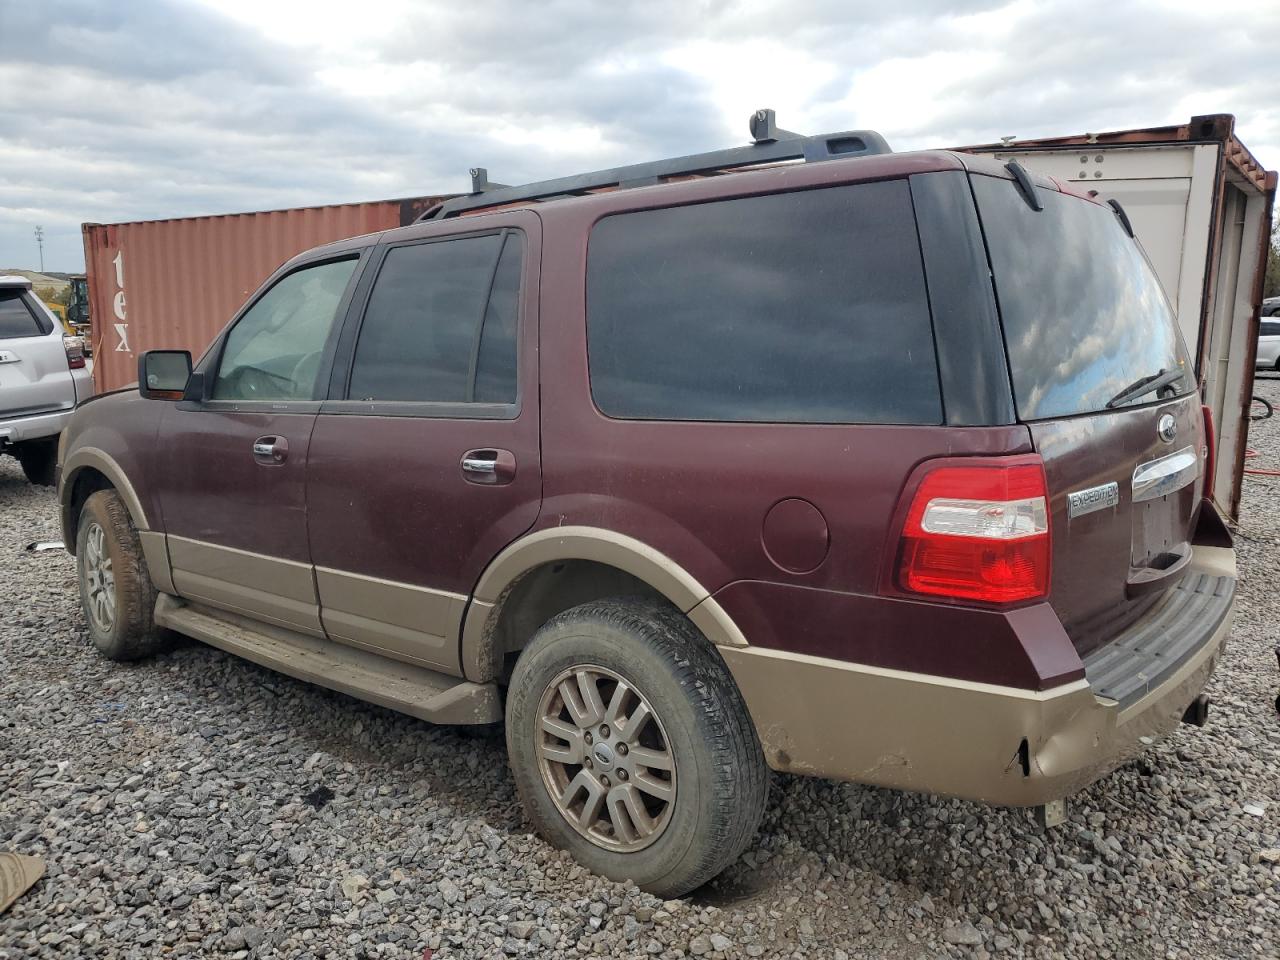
[972,175,1193,420]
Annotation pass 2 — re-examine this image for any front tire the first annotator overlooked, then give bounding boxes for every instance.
[76,490,168,661]
[505,598,768,897]
[15,439,57,486]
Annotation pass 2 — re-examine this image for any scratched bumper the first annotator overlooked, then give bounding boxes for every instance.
[720,547,1234,808]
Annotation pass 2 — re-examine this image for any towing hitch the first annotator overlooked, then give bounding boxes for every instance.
[1033,798,1069,830]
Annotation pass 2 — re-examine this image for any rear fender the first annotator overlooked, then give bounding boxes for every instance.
[460,526,747,682]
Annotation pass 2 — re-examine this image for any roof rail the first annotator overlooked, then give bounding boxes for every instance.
[419,109,891,221]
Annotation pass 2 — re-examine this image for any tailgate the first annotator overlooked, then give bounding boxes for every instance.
[1031,395,1204,655]
[970,168,1205,659]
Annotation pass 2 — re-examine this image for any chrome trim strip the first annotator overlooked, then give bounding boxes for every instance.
[1132,445,1198,502]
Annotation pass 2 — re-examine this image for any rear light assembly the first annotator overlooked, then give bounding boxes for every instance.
[895,456,1051,604]
[63,335,86,370]
[1200,404,1215,503]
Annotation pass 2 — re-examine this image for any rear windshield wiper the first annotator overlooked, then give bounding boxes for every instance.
[1105,367,1187,409]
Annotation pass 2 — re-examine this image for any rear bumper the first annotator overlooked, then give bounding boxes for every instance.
[721,543,1234,807]
[0,406,74,446]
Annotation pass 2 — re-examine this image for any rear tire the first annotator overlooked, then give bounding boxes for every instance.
[76,490,169,661]
[505,598,768,898]
[15,439,57,486]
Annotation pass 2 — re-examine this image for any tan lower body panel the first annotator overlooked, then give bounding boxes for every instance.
[167,536,323,637]
[137,530,174,595]
[0,853,44,915]
[315,567,465,674]
[721,607,1231,807]
[154,595,500,725]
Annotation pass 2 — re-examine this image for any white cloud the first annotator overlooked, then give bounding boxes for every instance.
[0,0,1275,271]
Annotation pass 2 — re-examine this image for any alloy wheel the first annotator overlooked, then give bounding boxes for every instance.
[82,521,116,633]
[535,664,677,852]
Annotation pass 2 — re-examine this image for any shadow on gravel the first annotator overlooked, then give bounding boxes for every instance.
[168,641,520,822]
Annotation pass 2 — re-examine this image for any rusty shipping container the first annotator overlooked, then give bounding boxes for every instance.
[82,196,449,393]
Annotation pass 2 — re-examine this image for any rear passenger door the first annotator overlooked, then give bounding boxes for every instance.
[306,211,541,676]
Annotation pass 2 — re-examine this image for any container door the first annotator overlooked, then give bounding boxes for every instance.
[971,172,1205,659]
[306,214,542,676]
[157,255,363,635]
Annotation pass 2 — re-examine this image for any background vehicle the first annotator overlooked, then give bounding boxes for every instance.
[1,275,92,484]
[1262,296,1280,318]
[58,117,1235,896]
[67,275,92,353]
[1258,318,1280,370]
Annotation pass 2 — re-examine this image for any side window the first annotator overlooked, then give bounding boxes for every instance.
[0,290,46,338]
[213,258,358,401]
[1262,320,1280,337]
[347,231,522,405]
[586,181,942,424]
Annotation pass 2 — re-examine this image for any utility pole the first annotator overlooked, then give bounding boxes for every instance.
[33,226,44,272]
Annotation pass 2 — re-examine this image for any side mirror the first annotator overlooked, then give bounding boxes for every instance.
[138,350,192,400]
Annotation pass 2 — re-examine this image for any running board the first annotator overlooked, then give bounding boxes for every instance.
[154,594,501,724]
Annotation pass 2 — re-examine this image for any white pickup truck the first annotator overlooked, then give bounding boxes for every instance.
[0,275,93,485]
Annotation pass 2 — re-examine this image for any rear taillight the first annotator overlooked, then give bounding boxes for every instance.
[896,456,1051,604]
[1200,404,1215,503]
[63,335,86,370]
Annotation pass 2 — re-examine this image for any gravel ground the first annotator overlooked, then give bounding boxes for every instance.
[2,381,1279,960]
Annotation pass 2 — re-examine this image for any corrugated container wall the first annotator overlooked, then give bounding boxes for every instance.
[82,197,449,393]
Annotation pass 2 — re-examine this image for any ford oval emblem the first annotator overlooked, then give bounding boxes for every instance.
[1157,414,1177,444]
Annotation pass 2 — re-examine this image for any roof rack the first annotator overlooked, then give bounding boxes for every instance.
[419,109,891,221]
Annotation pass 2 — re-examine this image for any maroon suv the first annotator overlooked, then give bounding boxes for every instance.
[58,114,1235,897]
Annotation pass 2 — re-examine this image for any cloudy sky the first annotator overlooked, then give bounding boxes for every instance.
[1,0,1276,271]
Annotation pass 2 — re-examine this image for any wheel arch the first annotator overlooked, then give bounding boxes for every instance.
[460,526,748,683]
[59,448,174,596]
[60,447,150,549]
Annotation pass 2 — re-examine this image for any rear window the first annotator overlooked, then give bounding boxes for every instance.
[0,290,44,338]
[972,175,1192,420]
[586,181,942,424]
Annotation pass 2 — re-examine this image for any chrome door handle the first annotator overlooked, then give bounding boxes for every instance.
[461,457,497,475]
[460,448,516,485]
[252,435,289,464]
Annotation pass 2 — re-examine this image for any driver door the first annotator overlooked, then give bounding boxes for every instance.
[157,251,366,635]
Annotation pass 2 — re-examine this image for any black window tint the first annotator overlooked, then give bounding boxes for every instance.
[1261,320,1280,337]
[972,175,1193,419]
[586,181,942,424]
[349,233,520,404]
[473,234,522,404]
[0,290,42,338]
